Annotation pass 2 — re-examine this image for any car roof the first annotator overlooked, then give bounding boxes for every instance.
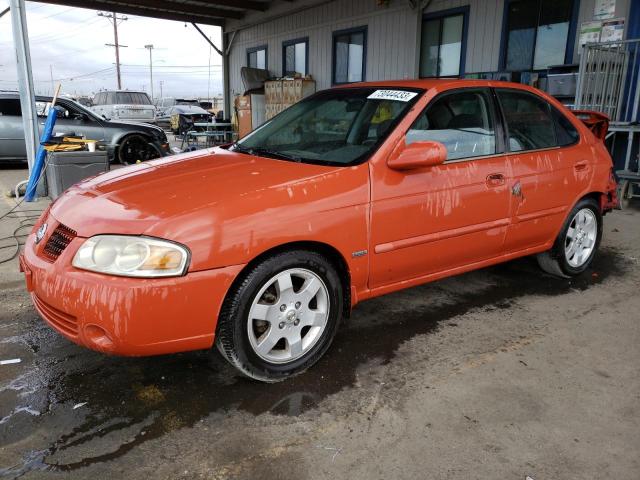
[336,78,542,94]
[97,90,147,93]
[0,91,71,102]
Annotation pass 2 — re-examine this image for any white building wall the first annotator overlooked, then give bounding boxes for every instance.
[225,0,633,98]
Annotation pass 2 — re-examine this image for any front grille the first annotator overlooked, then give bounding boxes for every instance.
[42,223,77,262]
[32,294,78,337]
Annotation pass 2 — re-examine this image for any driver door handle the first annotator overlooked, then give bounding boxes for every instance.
[486,173,505,187]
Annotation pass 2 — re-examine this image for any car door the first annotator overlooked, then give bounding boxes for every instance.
[496,88,575,253]
[369,88,511,289]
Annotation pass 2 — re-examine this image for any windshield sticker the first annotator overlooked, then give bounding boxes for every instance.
[367,90,418,102]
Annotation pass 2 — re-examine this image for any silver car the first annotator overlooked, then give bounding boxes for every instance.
[0,92,170,164]
[91,90,156,124]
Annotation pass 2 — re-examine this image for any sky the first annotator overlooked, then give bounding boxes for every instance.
[0,1,223,99]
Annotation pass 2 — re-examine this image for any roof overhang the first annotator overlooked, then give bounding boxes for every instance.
[36,0,274,27]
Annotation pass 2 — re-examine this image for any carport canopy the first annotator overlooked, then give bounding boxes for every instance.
[36,0,275,26]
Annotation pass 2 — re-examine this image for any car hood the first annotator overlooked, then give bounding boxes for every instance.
[50,148,369,268]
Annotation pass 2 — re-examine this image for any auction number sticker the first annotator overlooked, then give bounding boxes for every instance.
[367,90,418,102]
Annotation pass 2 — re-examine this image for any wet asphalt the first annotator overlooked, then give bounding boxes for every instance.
[1,168,639,479]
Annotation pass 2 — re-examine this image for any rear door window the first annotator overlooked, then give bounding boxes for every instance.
[497,89,556,152]
[407,88,497,161]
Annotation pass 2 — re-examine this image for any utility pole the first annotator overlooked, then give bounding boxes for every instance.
[159,80,163,99]
[49,64,54,95]
[144,44,154,100]
[98,11,127,89]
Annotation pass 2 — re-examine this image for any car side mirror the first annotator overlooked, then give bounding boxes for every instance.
[387,140,447,171]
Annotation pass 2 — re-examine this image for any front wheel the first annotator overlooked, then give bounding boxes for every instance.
[215,250,344,382]
[537,198,602,277]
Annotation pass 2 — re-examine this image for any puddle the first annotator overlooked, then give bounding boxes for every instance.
[0,248,626,477]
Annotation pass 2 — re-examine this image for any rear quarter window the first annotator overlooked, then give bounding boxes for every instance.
[552,107,580,146]
[497,89,556,152]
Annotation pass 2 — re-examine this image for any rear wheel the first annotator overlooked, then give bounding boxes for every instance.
[537,198,602,277]
[117,134,158,165]
[215,250,343,382]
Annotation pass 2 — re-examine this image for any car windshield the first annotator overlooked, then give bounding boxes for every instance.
[234,87,423,166]
[114,92,152,105]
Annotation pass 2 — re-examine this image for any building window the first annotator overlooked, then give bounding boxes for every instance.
[502,0,575,71]
[420,7,469,78]
[332,26,367,84]
[282,37,308,76]
[247,45,267,70]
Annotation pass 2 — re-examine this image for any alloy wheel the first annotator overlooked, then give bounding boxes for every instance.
[247,268,330,364]
[564,208,597,268]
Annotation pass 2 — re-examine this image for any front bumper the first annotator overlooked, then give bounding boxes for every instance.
[20,224,243,356]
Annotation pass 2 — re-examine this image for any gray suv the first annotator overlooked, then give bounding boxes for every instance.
[0,92,170,164]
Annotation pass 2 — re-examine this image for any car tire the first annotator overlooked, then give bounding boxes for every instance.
[536,197,602,277]
[117,134,157,165]
[215,250,344,382]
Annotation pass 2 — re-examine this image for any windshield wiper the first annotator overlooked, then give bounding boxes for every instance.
[231,142,303,162]
[250,147,302,162]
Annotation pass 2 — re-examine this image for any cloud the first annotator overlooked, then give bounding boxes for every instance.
[0,1,223,99]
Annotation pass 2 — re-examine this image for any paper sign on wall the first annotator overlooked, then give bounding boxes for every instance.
[579,21,602,47]
[601,18,625,42]
[594,0,616,20]
[367,90,418,102]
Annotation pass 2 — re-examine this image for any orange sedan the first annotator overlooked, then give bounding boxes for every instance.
[20,80,618,382]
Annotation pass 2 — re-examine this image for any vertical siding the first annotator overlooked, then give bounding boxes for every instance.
[227,0,420,97]
[226,0,634,98]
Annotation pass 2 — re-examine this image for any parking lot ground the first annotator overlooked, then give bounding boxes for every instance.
[0,166,639,480]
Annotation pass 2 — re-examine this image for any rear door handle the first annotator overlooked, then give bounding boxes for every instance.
[486,173,505,187]
[574,161,588,171]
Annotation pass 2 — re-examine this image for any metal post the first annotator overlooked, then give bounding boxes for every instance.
[575,43,587,109]
[222,31,231,119]
[10,0,38,174]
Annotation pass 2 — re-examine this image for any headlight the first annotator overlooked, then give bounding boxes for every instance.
[72,235,189,278]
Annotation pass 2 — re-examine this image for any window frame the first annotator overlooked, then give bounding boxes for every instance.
[246,44,268,70]
[419,6,470,78]
[498,0,580,72]
[406,87,504,163]
[331,25,368,86]
[282,37,309,77]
